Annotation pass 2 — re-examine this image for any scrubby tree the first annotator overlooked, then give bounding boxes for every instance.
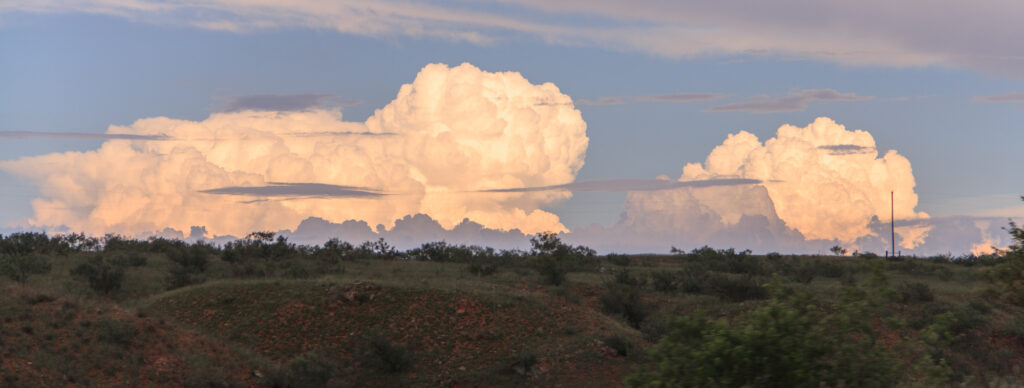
[71,255,124,295]
[0,254,51,285]
[989,197,1024,305]
[830,245,848,256]
[529,232,595,286]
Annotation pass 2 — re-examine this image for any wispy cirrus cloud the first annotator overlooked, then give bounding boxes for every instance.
[706,89,872,113]
[974,92,1024,102]
[8,1,1024,76]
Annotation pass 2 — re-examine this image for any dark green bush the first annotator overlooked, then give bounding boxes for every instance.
[600,283,649,329]
[897,282,935,304]
[283,351,339,388]
[535,256,568,285]
[627,287,899,388]
[71,256,124,295]
[109,253,147,267]
[650,271,677,293]
[511,352,538,376]
[97,319,136,347]
[607,254,632,266]
[604,335,633,357]
[0,253,51,285]
[364,331,412,373]
[703,273,767,302]
[468,262,498,276]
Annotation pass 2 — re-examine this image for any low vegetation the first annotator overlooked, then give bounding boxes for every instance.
[0,215,1021,386]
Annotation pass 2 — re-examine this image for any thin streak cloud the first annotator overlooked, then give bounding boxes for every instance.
[974,92,1024,102]
[478,178,761,193]
[220,94,362,112]
[817,144,877,155]
[199,182,386,198]
[635,93,724,103]
[706,89,872,113]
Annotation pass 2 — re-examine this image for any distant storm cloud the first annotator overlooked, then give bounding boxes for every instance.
[707,89,872,113]
[0,63,588,236]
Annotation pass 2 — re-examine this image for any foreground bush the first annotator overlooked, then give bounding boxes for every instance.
[628,285,898,387]
[989,216,1024,305]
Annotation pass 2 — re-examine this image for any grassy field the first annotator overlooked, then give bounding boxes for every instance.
[1,232,1023,387]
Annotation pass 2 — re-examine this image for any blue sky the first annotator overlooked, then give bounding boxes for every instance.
[1,2,1022,253]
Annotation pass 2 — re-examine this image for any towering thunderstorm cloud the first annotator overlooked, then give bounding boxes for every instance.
[619,117,928,246]
[0,63,588,236]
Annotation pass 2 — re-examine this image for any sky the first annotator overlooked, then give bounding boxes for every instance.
[1,1,1022,255]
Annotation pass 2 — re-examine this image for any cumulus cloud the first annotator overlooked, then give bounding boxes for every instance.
[707,89,872,113]
[617,117,927,244]
[0,63,588,237]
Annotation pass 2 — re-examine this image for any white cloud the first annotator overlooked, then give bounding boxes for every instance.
[0,63,588,237]
[621,117,927,244]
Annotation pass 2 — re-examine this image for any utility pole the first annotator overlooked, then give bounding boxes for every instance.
[891,191,896,258]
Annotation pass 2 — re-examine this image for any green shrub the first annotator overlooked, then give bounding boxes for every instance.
[97,319,136,347]
[627,287,899,388]
[284,351,339,388]
[897,282,935,304]
[604,335,633,357]
[650,271,677,293]
[364,331,412,373]
[511,352,538,376]
[71,256,124,295]
[600,283,649,329]
[468,262,498,276]
[0,253,51,285]
[534,256,568,286]
[988,218,1024,305]
[703,273,767,302]
[607,254,632,266]
[110,253,147,267]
